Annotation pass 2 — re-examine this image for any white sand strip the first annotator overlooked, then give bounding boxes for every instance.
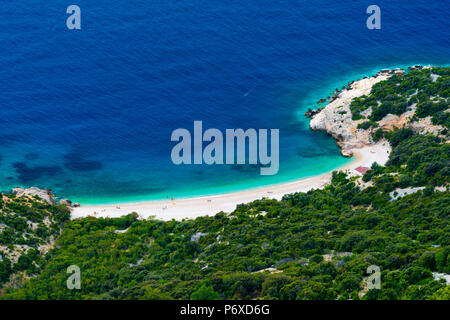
[70,142,391,221]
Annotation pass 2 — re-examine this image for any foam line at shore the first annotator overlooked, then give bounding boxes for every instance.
[71,142,391,220]
[71,67,397,220]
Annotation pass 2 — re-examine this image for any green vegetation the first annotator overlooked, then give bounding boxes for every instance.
[357,120,378,130]
[0,129,448,300]
[191,284,221,300]
[350,67,449,127]
[0,68,448,300]
[0,195,70,286]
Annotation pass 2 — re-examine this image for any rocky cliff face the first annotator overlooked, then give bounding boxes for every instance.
[11,187,74,206]
[309,71,393,157]
[11,187,55,205]
[308,67,446,157]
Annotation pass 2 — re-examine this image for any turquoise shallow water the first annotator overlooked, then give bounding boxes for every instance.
[0,1,448,204]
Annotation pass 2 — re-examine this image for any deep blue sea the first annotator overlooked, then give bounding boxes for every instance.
[0,1,448,204]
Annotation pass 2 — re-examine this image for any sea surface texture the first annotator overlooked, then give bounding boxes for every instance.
[0,1,449,203]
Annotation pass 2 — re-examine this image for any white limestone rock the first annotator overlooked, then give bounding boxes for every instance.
[12,187,55,205]
[310,73,391,156]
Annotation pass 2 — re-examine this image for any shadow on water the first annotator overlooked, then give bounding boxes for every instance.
[63,152,103,172]
[24,152,39,161]
[13,162,63,183]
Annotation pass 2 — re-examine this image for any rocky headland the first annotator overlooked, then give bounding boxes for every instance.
[308,66,446,157]
[11,187,74,207]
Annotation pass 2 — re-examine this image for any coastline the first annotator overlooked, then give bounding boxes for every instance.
[71,142,391,220]
[69,64,447,220]
[67,64,447,207]
[3,64,444,209]
[71,67,405,220]
[69,66,415,220]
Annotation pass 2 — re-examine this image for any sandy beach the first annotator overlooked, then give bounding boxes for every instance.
[71,142,391,221]
[71,71,395,221]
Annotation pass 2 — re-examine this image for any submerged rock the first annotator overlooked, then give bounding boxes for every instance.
[304,107,323,118]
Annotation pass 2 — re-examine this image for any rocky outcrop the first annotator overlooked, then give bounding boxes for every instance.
[12,187,55,205]
[304,107,323,118]
[308,67,446,157]
[309,72,393,157]
[408,116,446,137]
[59,199,73,207]
[11,188,76,207]
[407,65,436,71]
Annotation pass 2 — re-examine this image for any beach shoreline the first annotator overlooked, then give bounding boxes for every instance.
[71,68,403,221]
[70,142,391,220]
